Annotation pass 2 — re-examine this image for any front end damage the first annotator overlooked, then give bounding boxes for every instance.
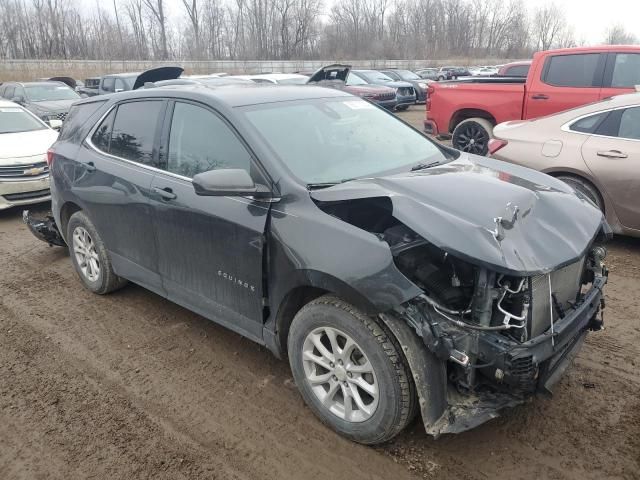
[383,223,608,436]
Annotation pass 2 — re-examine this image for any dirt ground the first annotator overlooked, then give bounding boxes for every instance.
[1,106,639,479]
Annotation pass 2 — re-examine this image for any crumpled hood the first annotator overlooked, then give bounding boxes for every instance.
[310,154,604,275]
[0,129,58,161]
[30,99,76,113]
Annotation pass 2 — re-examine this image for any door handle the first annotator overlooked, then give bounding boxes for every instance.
[153,186,177,200]
[597,150,628,159]
[83,161,96,172]
[531,94,549,100]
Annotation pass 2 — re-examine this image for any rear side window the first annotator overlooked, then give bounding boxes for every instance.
[59,100,106,141]
[91,109,115,152]
[110,101,163,166]
[618,107,640,140]
[543,54,601,87]
[102,77,115,93]
[569,112,607,133]
[167,102,252,178]
[611,54,640,88]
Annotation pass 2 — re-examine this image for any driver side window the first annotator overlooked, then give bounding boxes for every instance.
[167,102,253,178]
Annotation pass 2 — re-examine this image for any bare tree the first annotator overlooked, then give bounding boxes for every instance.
[141,0,169,59]
[604,24,638,45]
[532,2,566,51]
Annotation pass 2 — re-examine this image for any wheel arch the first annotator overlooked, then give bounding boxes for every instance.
[545,170,607,215]
[59,201,83,241]
[449,108,496,133]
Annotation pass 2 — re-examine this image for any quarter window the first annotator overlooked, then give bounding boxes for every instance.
[611,54,640,88]
[167,102,253,178]
[544,54,601,87]
[91,109,115,152]
[569,112,607,133]
[110,101,163,166]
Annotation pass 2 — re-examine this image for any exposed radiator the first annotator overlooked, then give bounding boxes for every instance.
[529,258,586,338]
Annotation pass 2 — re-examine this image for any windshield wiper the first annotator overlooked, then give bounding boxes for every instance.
[411,161,441,171]
[307,177,357,190]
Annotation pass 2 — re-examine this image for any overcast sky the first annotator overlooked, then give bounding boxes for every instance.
[158,0,639,46]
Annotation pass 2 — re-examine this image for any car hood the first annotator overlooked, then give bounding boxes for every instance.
[310,154,604,275]
[133,66,184,90]
[0,129,58,162]
[308,64,350,83]
[30,99,76,113]
[379,80,413,89]
[345,84,396,94]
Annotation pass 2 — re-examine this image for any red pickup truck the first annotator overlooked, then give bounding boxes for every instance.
[424,45,640,155]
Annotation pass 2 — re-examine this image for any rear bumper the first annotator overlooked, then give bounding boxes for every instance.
[0,176,51,210]
[396,94,416,106]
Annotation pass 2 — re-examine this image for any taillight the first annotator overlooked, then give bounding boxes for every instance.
[46,148,55,167]
[426,85,435,111]
[488,139,508,156]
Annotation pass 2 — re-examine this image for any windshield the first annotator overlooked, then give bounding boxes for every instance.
[358,71,394,83]
[396,70,421,80]
[242,98,447,185]
[0,107,47,134]
[25,84,80,102]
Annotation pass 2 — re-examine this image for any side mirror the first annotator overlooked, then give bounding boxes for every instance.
[48,118,63,130]
[11,96,24,105]
[193,169,267,197]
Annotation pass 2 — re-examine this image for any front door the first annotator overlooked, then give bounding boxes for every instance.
[581,106,640,230]
[149,100,270,341]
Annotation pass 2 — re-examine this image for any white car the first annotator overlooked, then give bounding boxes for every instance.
[232,73,309,85]
[0,100,59,210]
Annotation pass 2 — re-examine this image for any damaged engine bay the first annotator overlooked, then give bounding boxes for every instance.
[317,195,609,434]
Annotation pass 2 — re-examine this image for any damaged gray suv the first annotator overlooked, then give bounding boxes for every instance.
[27,84,609,444]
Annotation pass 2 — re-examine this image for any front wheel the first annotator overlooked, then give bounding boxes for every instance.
[452,117,494,156]
[288,295,417,444]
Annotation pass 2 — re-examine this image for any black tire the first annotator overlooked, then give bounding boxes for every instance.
[556,175,604,212]
[452,117,494,156]
[395,104,409,111]
[437,75,445,81]
[67,211,127,294]
[288,295,417,444]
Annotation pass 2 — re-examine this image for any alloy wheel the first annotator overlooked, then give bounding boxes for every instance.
[302,326,379,423]
[456,123,489,155]
[72,226,101,282]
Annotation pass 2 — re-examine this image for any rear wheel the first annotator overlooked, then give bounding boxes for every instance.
[556,175,604,212]
[67,211,127,294]
[288,295,417,444]
[452,117,494,156]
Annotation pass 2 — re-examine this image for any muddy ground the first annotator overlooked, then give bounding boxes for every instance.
[1,106,638,479]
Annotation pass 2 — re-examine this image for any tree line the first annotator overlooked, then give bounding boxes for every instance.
[0,0,637,61]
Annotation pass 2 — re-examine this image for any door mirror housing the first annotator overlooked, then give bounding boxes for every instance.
[193,169,269,197]
[11,96,25,105]
[48,118,63,130]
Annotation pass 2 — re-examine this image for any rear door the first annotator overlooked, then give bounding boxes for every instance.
[80,99,166,292]
[600,52,640,99]
[525,52,605,119]
[149,100,271,341]
[581,106,640,230]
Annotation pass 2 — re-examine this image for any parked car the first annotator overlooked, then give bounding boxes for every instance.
[78,77,100,97]
[415,68,439,81]
[0,81,80,127]
[235,73,309,85]
[83,67,184,96]
[436,66,470,81]
[425,46,640,155]
[496,61,532,77]
[26,84,609,444]
[350,70,416,110]
[155,76,254,87]
[490,91,640,237]
[307,64,397,109]
[379,69,428,103]
[0,99,58,210]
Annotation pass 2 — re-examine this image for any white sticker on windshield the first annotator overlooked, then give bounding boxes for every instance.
[0,107,22,113]
[343,101,375,110]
